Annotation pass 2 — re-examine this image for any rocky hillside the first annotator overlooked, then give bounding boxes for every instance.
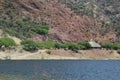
[0,0,118,43]
[58,0,120,41]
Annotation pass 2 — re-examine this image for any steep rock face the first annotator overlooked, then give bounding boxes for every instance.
[0,0,117,43]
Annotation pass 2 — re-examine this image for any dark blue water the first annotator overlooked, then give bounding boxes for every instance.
[0,60,120,80]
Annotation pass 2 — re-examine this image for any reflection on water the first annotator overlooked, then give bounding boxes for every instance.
[0,60,120,80]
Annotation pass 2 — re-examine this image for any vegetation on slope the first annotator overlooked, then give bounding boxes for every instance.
[21,40,40,51]
[101,42,120,50]
[0,0,114,43]
[21,39,92,52]
[0,37,119,54]
[21,39,120,52]
[58,0,120,40]
[0,18,50,38]
[58,0,94,17]
[0,37,16,48]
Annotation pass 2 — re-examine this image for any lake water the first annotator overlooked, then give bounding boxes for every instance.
[0,60,120,80]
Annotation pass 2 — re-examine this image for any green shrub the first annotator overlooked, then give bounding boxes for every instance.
[55,42,84,50]
[36,29,49,35]
[6,28,18,36]
[101,42,120,50]
[38,40,83,50]
[32,25,50,35]
[112,43,120,50]
[63,42,81,50]
[35,42,44,49]
[73,3,93,16]
[101,42,112,49]
[78,42,91,49]
[54,43,64,49]
[0,18,13,27]
[0,37,16,48]
[42,40,56,49]
[16,20,25,28]
[21,40,40,51]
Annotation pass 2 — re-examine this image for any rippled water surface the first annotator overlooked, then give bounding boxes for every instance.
[0,60,120,80]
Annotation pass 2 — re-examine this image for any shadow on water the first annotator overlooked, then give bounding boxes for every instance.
[0,60,120,80]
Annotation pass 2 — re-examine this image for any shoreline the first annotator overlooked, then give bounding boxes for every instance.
[0,49,120,60]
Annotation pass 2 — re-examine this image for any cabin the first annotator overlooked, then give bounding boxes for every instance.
[89,39,101,49]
